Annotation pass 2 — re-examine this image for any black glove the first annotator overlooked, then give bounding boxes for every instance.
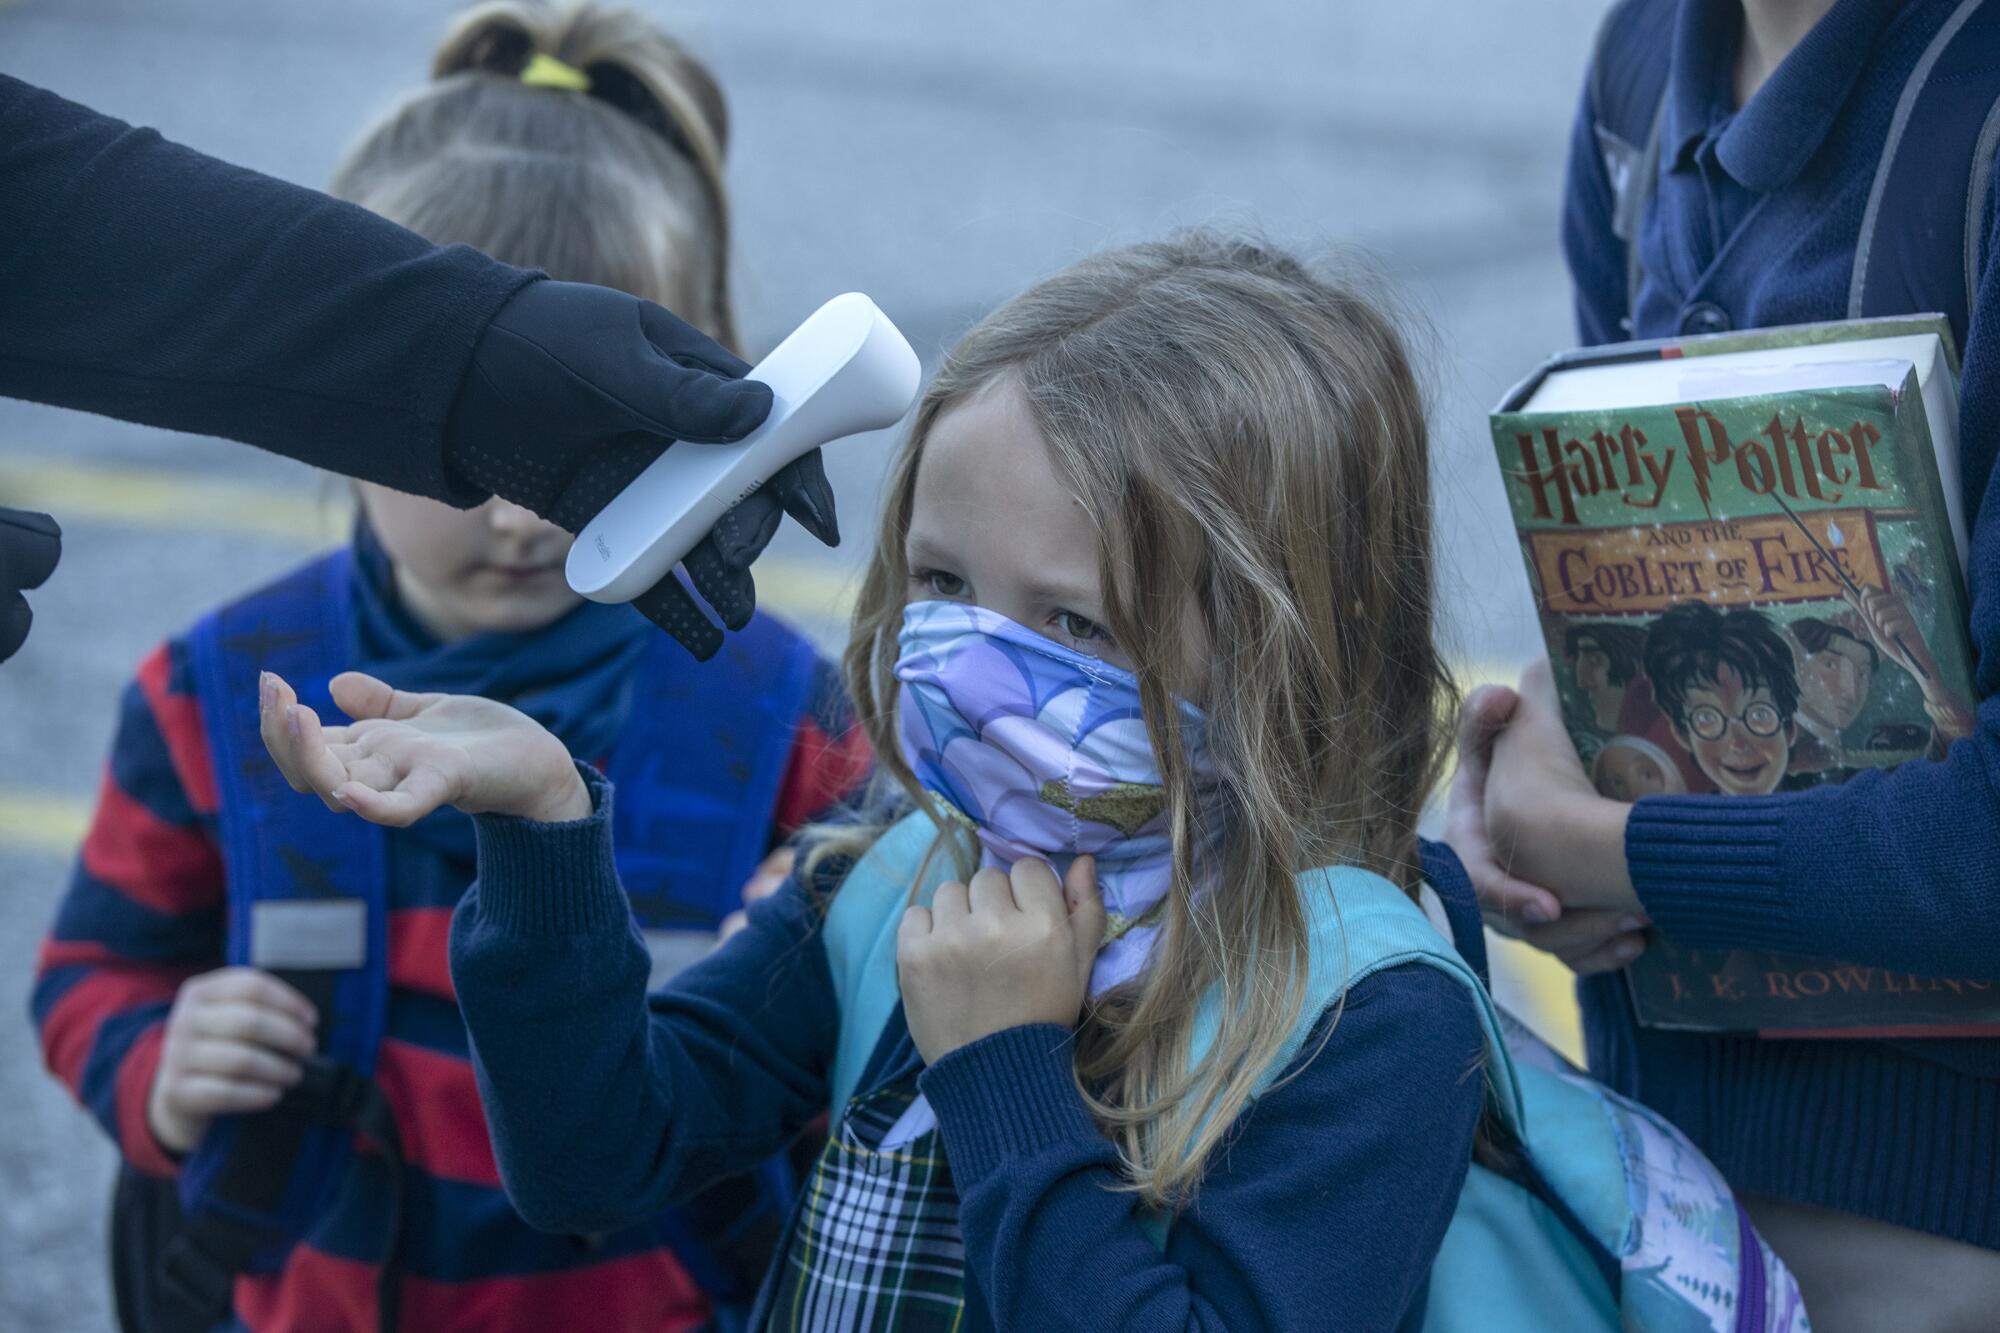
[445,280,840,659]
[0,506,61,664]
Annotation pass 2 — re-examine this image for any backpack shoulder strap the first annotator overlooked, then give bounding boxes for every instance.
[1850,0,2000,359]
[1134,867,1529,1258]
[1419,837,1491,987]
[185,546,391,1081]
[172,550,399,1319]
[1587,0,1675,335]
[820,810,966,1115]
[1969,93,2000,344]
[1190,866,1525,1132]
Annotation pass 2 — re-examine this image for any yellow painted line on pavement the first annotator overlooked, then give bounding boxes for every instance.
[0,787,91,859]
[0,455,857,623]
[755,562,862,626]
[0,456,350,547]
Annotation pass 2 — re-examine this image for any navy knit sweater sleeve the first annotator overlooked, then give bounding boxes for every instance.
[0,75,534,504]
[450,771,1485,1330]
[448,768,839,1233]
[1562,86,2000,981]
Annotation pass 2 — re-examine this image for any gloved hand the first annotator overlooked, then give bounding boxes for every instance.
[0,506,61,664]
[444,280,840,659]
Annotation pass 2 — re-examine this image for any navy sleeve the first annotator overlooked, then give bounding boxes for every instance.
[448,766,839,1234]
[0,75,535,504]
[1621,167,2000,977]
[919,964,1485,1332]
[1562,75,1629,348]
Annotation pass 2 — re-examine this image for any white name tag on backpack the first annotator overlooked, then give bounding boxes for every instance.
[250,899,368,971]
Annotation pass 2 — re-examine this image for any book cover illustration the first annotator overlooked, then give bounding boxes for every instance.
[1491,319,1996,1035]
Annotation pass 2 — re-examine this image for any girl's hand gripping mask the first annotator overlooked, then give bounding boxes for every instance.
[894,599,1216,993]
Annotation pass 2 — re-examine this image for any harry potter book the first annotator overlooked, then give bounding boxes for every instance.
[1490,315,1996,1035]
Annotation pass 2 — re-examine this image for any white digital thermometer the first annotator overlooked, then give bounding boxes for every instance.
[567,292,921,604]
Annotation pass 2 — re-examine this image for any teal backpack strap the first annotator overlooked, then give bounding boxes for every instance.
[821,811,967,1115]
[1174,871,1648,1330]
[1187,867,1524,1131]
[1134,867,1521,1255]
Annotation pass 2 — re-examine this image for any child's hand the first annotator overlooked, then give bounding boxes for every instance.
[718,847,795,943]
[259,670,589,827]
[1445,684,1564,929]
[897,855,1103,1066]
[1449,662,1649,975]
[1446,684,1648,973]
[147,967,318,1154]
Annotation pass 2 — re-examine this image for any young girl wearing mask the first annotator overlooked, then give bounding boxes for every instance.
[259,234,1489,1330]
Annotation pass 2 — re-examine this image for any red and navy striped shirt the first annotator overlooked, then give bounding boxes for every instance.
[33,636,870,1333]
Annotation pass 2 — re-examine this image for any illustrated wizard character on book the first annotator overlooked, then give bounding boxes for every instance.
[1570,588,1975,802]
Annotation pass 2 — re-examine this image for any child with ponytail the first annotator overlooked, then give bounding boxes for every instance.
[260,234,1491,1330]
[32,5,866,1331]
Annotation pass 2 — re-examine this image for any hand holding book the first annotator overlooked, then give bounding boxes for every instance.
[1446,662,1647,977]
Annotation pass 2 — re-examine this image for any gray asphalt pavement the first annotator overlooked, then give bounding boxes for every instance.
[0,1,1604,1326]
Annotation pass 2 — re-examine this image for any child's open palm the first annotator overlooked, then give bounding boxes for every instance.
[259,670,590,827]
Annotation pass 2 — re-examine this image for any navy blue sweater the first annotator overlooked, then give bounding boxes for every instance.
[0,75,532,504]
[448,770,1487,1332]
[1565,0,2000,1247]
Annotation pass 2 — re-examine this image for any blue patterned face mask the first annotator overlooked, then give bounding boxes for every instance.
[894,599,1217,993]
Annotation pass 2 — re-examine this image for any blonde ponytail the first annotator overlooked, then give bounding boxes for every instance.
[333,1,740,348]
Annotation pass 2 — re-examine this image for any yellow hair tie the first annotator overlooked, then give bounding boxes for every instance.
[519,52,590,92]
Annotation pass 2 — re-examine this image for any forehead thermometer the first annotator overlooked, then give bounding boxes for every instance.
[567,292,921,604]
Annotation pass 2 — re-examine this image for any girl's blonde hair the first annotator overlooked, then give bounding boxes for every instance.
[839,232,1458,1206]
[329,0,738,348]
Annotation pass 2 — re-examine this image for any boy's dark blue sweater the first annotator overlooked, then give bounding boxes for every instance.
[1565,0,2000,1248]
[448,771,1487,1332]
